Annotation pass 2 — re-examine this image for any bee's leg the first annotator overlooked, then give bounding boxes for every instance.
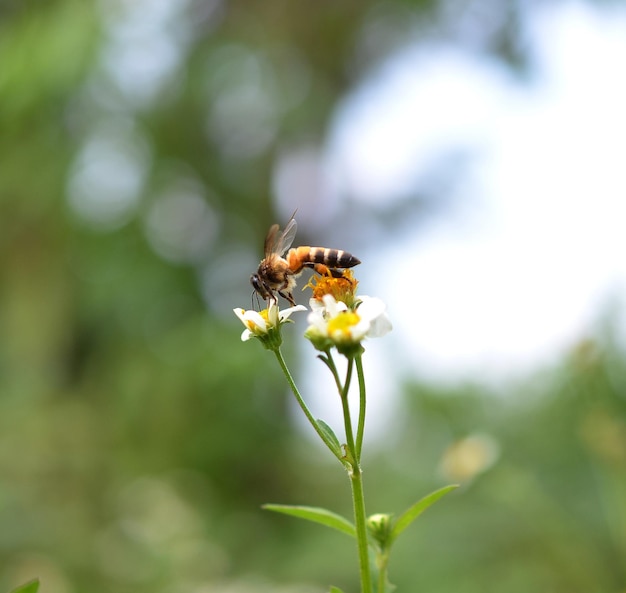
[305,262,328,275]
[278,290,296,306]
[306,262,344,278]
[276,274,297,306]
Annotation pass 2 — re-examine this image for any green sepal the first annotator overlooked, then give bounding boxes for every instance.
[10,579,40,593]
[262,504,356,538]
[255,327,282,351]
[390,484,458,543]
[305,330,335,353]
[316,419,342,458]
[336,340,365,359]
[329,587,346,593]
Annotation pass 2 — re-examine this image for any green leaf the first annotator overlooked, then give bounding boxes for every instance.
[263,504,356,538]
[390,484,459,543]
[316,418,343,457]
[10,579,40,593]
[329,587,345,593]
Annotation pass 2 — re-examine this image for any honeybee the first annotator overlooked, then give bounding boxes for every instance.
[251,214,361,306]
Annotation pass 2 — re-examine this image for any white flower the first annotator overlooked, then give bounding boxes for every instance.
[306,294,392,351]
[233,302,306,342]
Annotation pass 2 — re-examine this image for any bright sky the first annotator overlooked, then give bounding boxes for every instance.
[328,0,626,383]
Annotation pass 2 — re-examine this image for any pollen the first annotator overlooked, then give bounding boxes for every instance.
[306,270,359,306]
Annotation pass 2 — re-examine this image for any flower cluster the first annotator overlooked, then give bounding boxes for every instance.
[304,269,391,355]
[234,270,391,356]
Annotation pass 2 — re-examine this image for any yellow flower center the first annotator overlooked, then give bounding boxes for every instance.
[327,311,360,337]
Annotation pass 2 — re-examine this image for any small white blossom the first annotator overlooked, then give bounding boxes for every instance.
[306,294,391,352]
[233,302,306,342]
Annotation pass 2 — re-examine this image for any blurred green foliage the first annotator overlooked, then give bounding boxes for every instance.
[1,1,625,592]
[9,579,39,593]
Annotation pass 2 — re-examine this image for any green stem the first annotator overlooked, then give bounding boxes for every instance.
[376,552,389,593]
[278,346,373,592]
[339,356,372,593]
[350,463,373,593]
[355,353,367,462]
[340,358,356,455]
[324,349,344,395]
[273,348,343,463]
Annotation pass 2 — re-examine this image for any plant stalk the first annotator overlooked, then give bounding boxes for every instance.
[376,551,390,593]
[340,358,356,455]
[355,353,367,462]
[350,463,373,593]
[340,356,372,593]
[274,348,343,463]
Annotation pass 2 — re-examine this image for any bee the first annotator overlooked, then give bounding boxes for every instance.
[251,214,361,306]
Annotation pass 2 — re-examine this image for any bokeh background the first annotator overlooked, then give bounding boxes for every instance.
[2,0,626,592]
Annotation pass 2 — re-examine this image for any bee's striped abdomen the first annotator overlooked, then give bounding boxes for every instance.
[308,247,360,268]
[288,246,361,273]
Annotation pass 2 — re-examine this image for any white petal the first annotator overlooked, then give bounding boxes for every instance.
[233,308,247,325]
[243,310,267,332]
[241,329,253,341]
[307,309,329,334]
[279,304,307,321]
[267,302,280,325]
[356,296,386,322]
[350,318,371,341]
[322,294,347,317]
[368,312,392,337]
[309,298,325,312]
[356,296,392,338]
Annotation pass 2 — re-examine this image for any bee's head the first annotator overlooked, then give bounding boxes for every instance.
[250,273,271,300]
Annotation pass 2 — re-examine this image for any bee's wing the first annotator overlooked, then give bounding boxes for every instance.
[265,215,297,257]
[277,216,297,255]
[264,223,281,258]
